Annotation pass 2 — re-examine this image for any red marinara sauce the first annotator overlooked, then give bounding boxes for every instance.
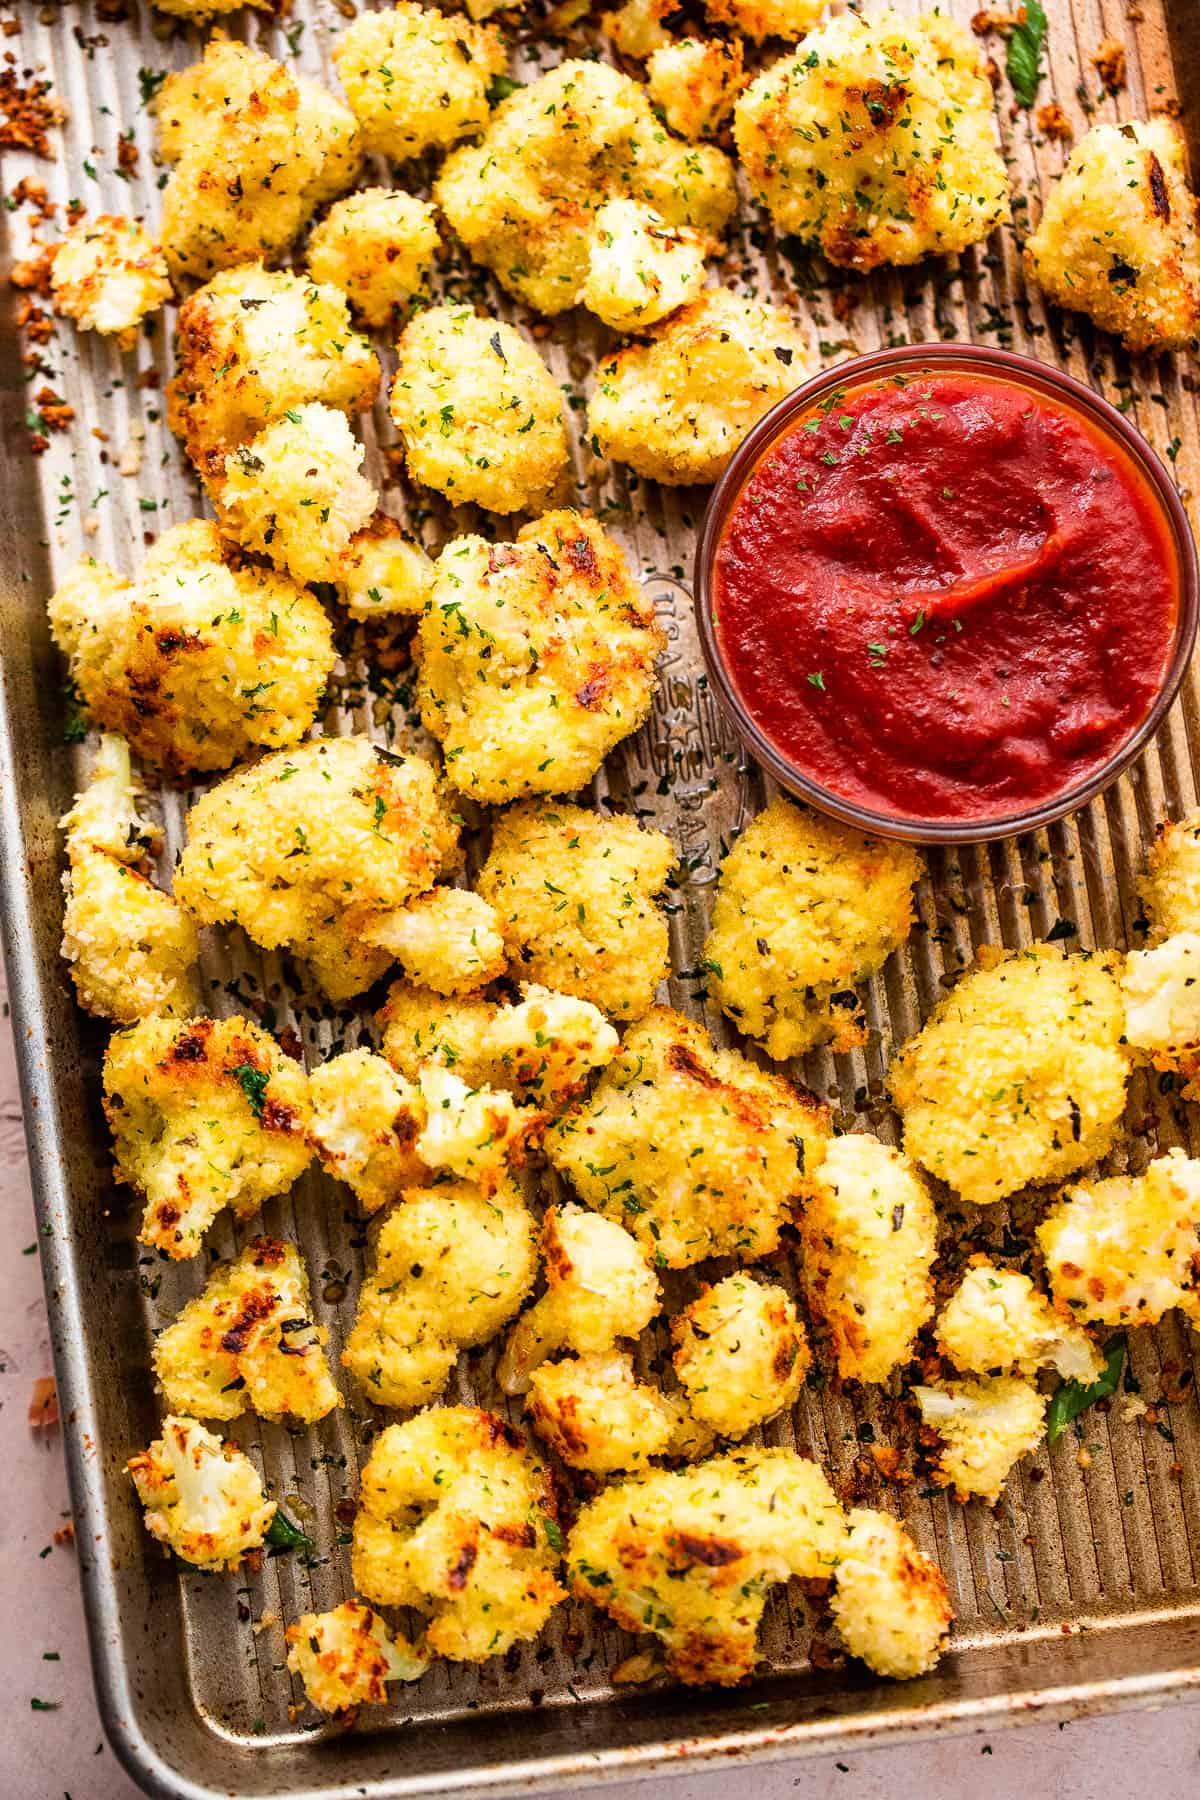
[712,370,1181,823]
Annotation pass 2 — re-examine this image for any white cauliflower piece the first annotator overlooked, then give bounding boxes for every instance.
[332,3,507,160]
[333,514,436,619]
[287,1602,429,1713]
[646,37,746,141]
[307,188,440,327]
[127,1416,275,1572]
[364,889,507,996]
[414,1061,533,1194]
[1037,1150,1200,1328]
[1121,933,1200,1099]
[829,1507,952,1681]
[913,1376,1047,1506]
[309,1048,427,1214]
[50,214,170,350]
[1141,810,1200,938]
[578,198,707,332]
[671,1272,809,1439]
[528,1350,707,1473]
[215,403,378,586]
[480,985,619,1109]
[937,1263,1103,1384]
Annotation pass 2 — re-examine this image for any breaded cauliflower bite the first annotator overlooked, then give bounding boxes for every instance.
[528,1350,704,1473]
[912,1376,1046,1506]
[168,263,379,479]
[829,1507,952,1681]
[332,3,506,160]
[588,287,814,485]
[156,37,361,282]
[216,403,378,586]
[307,189,439,328]
[706,0,824,39]
[50,214,170,349]
[309,1048,426,1213]
[567,1449,846,1684]
[671,1272,809,1438]
[352,1406,565,1661]
[547,1006,830,1267]
[175,737,458,1001]
[705,797,923,1058]
[411,1061,532,1193]
[476,802,675,1020]
[127,1416,275,1572]
[59,736,198,1024]
[1025,120,1200,355]
[287,1602,428,1714]
[888,946,1128,1206]
[334,513,436,620]
[1142,810,1200,937]
[1037,1150,1200,1328]
[154,1236,342,1424]
[645,37,747,142]
[48,521,336,777]
[799,1133,937,1385]
[435,59,736,315]
[390,308,569,516]
[578,199,707,332]
[1121,934,1200,1098]
[417,517,664,804]
[498,1202,661,1393]
[105,1015,312,1259]
[366,889,506,996]
[343,1178,536,1408]
[734,11,1009,270]
[937,1262,1102,1383]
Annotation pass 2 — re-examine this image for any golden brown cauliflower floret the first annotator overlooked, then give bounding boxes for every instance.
[1024,120,1200,355]
[799,1133,937,1386]
[307,188,439,328]
[105,1014,313,1260]
[567,1449,846,1685]
[390,308,569,516]
[705,0,824,40]
[215,403,378,586]
[174,737,459,1002]
[417,516,664,804]
[734,11,1009,271]
[48,521,336,778]
[309,1048,427,1214]
[888,946,1128,1207]
[352,1406,565,1661]
[829,1508,952,1681]
[704,797,922,1058]
[127,1416,275,1572]
[153,1236,342,1425]
[435,59,736,316]
[578,199,707,332]
[1121,934,1200,1099]
[645,37,747,142]
[547,1006,830,1268]
[343,1178,536,1409]
[1141,810,1200,938]
[379,986,498,1082]
[333,513,436,620]
[50,214,170,350]
[937,1262,1103,1383]
[1037,1150,1200,1329]
[156,37,361,282]
[672,1272,809,1438]
[167,263,379,479]
[477,802,675,1020]
[528,1350,707,1473]
[287,1602,429,1714]
[411,1061,534,1194]
[332,4,506,160]
[366,889,506,996]
[58,735,199,1024]
[912,1376,1046,1506]
[588,287,814,486]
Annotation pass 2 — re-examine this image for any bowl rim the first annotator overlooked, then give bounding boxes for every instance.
[693,340,1200,846]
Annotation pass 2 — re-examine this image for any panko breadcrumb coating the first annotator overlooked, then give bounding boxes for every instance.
[58,736,199,1023]
[672,1272,809,1438]
[287,1602,428,1713]
[435,59,736,316]
[215,403,378,586]
[309,1048,426,1213]
[50,214,170,350]
[578,199,707,332]
[706,0,824,39]
[547,1006,830,1267]
[343,1178,536,1408]
[704,797,922,1058]
[1141,810,1200,938]
[156,37,361,282]
[937,1263,1103,1383]
[333,513,436,619]
[476,802,675,1020]
[390,308,569,516]
[913,1376,1046,1506]
[411,1061,533,1194]
[1121,933,1200,1098]
[417,516,664,804]
[588,287,813,486]
[352,1406,565,1661]
[48,520,336,777]
[167,263,379,480]
[366,889,506,996]
[1024,120,1200,355]
[645,37,747,141]
[528,1350,702,1473]
[380,985,495,1082]
[799,1133,937,1385]
[153,1236,342,1425]
[307,188,439,328]
[888,946,1128,1206]
[127,1416,275,1572]
[734,11,1009,270]
[1037,1150,1200,1328]
[174,737,459,1002]
[105,1014,312,1259]
[829,1508,952,1681]
[332,3,506,160]
[567,1449,846,1685]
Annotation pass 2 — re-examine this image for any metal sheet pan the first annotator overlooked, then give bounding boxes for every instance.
[4,0,1200,1794]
